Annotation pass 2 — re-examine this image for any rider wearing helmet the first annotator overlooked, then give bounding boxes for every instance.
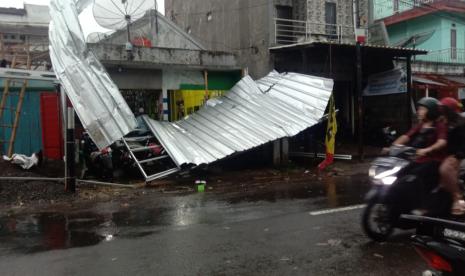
[439,97,465,215]
[392,97,447,163]
[386,97,448,196]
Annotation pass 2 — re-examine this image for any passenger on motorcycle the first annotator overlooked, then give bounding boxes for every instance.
[387,97,448,190]
[438,97,465,215]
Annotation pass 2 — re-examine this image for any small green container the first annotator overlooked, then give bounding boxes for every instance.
[195,180,206,192]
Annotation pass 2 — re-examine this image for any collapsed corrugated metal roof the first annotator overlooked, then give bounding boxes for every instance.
[144,71,332,167]
[49,0,137,149]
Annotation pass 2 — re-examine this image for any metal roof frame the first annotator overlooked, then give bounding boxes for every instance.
[270,41,428,57]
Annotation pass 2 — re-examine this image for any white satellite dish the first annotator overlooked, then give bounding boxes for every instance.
[93,0,155,45]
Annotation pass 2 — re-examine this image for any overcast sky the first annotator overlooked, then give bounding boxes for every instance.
[0,0,165,38]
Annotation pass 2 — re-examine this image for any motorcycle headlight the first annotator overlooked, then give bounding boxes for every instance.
[381,176,397,185]
[369,165,402,185]
[374,166,402,180]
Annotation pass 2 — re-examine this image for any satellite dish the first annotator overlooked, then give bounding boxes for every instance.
[393,30,435,48]
[93,0,155,53]
[93,0,154,30]
[86,32,110,43]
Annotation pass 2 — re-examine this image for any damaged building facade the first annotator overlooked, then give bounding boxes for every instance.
[88,10,242,122]
[0,4,241,157]
[46,0,334,181]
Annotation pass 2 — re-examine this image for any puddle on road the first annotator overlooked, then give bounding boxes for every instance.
[224,174,369,208]
[0,207,173,254]
[0,174,370,254]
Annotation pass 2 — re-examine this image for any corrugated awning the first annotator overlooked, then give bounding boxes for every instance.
[143,71,332,167]
[413,76,445,86]
[414,74,465,88]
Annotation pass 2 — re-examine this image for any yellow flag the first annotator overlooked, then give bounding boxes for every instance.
[318,93,337,170]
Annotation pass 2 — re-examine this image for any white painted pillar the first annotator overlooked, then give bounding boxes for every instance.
[162,88,169,121]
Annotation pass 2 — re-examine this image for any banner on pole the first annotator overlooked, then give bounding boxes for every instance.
[318,93,337,170]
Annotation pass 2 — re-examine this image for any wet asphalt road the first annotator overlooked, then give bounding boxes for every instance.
[0,175,427,275]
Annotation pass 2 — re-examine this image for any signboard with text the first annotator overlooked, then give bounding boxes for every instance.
[364,68,407,96]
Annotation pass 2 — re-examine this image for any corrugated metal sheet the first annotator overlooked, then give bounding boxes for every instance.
[49,0,137,150]
[144,71,333,167]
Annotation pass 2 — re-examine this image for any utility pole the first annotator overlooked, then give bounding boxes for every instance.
[356,42,364,161]
[60,85,76,193]
[406,55,413,129]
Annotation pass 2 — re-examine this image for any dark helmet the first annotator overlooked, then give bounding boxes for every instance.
[417,97,440,121]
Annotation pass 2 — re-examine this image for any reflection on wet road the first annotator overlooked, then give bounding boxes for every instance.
[0,175,369,253]
[0,174,426,275]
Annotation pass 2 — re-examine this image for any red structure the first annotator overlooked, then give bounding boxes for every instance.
[40,93,63,160]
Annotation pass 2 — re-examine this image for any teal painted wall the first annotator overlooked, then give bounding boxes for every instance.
[0,80,55,156]
[388,16,444,50]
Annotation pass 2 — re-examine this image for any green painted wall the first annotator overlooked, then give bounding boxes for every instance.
[179,71,242,90]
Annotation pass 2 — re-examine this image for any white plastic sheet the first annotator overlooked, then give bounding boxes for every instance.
[3,153,40,170]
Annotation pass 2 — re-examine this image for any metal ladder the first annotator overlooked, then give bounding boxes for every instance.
[121,136,180,182]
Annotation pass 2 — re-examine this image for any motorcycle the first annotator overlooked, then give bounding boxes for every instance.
[80,128,166,180]
[401,214,465,276]
[361,145,459,241]
[80,132,113,180]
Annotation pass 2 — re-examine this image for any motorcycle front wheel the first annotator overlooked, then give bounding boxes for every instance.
[362,202,396,242]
